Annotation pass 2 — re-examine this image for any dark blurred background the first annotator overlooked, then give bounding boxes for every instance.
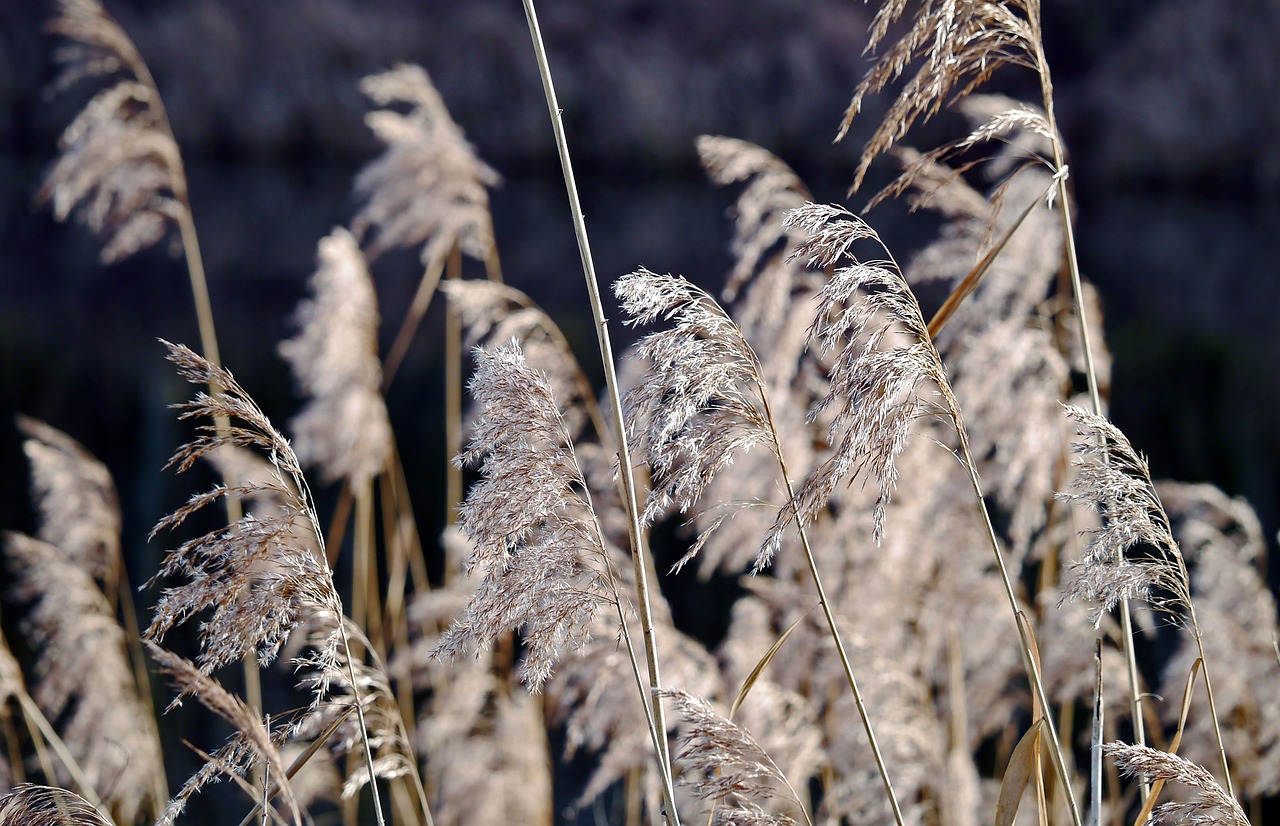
[1,0,1279,805]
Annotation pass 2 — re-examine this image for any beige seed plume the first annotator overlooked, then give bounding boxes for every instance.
[353,63,500,268]
[5,532,164,825]
[38,0,186,263]
[279,227,392,487]
[17,416,121,584]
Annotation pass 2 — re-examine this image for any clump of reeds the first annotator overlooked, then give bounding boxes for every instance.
[10,1,1279,825]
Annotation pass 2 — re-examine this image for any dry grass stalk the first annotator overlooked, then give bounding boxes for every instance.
[661,689,811,826]
[1107,743,1250,826]
[0,785,113,826]
[442,279,606,441]
[783,201,1082,826]
[146,341,389,824]
[696,135,811,308]
[1156,484,1280,800]
[353,63,501,385]
[1059,407,1195,623]
[519,6,680,817]
[838,0,1042,193]
[5,532,164,825]
[39,0,226,383]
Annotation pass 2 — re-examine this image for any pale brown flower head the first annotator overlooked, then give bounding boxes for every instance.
[1106,742,1250,826]
[279,227,391,487]
[431,339,614,690]
[147,341,343,677]
[39,0,186,263]
[616,268,776,566]
[697,135,811,306]
[772,202,948,550]
[1058,405,1191,624]
[662,688,805,826]
[17,416,120,584]
[5,531,164,825]
[0,785,113,826]
[840,0,1044,193]
[145,641,300,826]
[353,63,500,268]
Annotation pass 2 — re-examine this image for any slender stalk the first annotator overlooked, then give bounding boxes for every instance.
[519,1,678,821]
[752,367,905,826]
[947,407,1083,826]
[16,692,112,820]
[1027,8,1151,804]
[1186,605,1235,797]
[445,245,464,526]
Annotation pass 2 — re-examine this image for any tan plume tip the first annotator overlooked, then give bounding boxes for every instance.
[39,0,185,263]
[17,416,121,583]
[431,339,611,690]
[770,203,945,549]
[0,785,113,826]
[279,227,392,487]
[5,531,164,825]
[353,63,500,266]
[614,268,774,559]
[1106,742,1249,826]
[1058,405,1191,623]
[148,340,343,677]
[662,688,802,826]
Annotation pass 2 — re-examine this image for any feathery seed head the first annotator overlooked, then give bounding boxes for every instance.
[772,203,947,548]
[147,341,341,674]
[18,416,121,584]
[616,269,775,539]
[279,227,391,487]
[40,0,186,263]
[433,339,613,690]
[1106,742,1250,826]
[1058,405,1191,624]
[353,63,499,267]
[0,785,113,826]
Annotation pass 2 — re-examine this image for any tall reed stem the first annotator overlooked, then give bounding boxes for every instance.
[1030,17,1153,801]
[750,357,905,826]
[947,397,1083,826]
[519,2,678,821]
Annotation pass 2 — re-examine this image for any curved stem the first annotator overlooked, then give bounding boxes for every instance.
[753,372,904,826]
[948,405,1083,826]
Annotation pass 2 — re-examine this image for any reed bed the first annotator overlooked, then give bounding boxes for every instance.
[2,1,1276,825]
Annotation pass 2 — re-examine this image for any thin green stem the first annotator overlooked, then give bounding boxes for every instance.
[520,1,678,822]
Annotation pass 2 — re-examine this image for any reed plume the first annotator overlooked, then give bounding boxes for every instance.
[5,532,163,825]
[353,64,499,267]
[146,340,390,822]
[0,785,112,826]
[279,227,391,488]
[429,339,617,690]
[39,0,186,263]
[1157,484,1280,800]
[17,417,121,586]
[662,688,811,826]
[1107,743,1250,826]
[144,641,299,826]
